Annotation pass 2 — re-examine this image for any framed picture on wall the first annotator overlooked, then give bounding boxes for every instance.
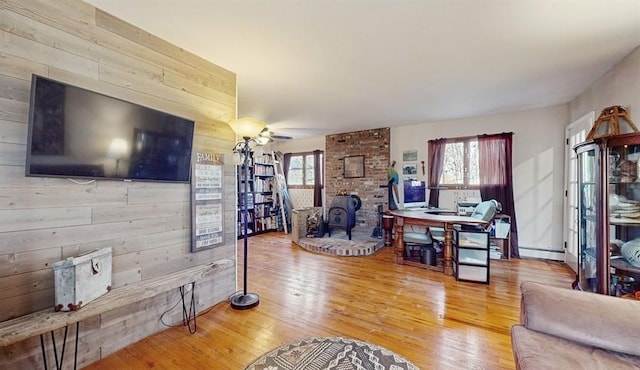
[344,155,365,178]
[403,163,418,175]
[403,150,418,162]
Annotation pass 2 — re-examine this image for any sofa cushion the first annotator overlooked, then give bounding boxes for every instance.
[511,325,640,370]
[520,281,640,356]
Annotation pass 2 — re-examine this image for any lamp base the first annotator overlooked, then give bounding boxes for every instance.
[230,292,260,310]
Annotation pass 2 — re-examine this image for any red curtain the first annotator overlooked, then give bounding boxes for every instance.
[477,132,519,258]
[427,138,447,207]
[313,150,323,207]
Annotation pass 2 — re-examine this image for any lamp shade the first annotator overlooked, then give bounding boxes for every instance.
[106,138,128,159]
[586,106,638,140]
[229,118,266,139]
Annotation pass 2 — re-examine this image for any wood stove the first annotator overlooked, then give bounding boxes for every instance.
[327,195,361,240]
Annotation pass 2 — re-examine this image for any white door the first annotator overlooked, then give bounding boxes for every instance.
[564,112,594,272]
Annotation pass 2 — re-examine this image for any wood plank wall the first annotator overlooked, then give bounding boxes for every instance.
[0,0,238,367]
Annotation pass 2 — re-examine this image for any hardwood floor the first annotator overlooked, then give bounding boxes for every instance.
[85,232,574,369]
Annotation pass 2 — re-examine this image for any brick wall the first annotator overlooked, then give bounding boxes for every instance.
[325,128,390,231]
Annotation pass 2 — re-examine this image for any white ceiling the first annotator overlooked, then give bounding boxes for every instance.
[84,0,640,139]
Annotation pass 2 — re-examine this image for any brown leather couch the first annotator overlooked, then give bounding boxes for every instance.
[511,281,640,369]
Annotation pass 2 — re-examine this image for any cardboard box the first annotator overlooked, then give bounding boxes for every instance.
[53,247,112,311]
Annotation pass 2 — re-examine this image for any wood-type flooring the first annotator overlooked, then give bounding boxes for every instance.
[85,231,574,369]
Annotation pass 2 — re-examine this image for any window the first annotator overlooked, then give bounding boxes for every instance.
[287,152,323,188]
[441,137,479,187]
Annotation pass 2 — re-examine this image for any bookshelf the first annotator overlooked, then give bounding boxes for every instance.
[237,152,277,238]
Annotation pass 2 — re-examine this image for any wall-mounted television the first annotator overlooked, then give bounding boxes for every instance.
[26,75,195,183]
[404,180,426,208]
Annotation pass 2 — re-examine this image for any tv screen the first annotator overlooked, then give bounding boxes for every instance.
[404,180,426,208]
[26,75,195,183]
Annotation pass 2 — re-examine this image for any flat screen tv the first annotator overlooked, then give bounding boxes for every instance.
[26,75,195,183]
[404,180,426,208]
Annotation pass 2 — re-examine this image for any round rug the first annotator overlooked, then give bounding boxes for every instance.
[244,337,419,370]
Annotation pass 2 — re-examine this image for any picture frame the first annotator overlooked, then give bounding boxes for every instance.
[403,150,418,162]
[344,155,365,178]
[403,163,418,175]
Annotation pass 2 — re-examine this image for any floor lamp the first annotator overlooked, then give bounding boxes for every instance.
[229,118,269,310]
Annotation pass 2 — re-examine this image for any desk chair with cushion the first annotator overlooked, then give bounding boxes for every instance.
[429,199,501,243]
[403,226,436,265]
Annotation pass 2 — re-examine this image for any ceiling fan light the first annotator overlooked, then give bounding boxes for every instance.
[255,136,272,146]
[229,118,266,139]
[258,127,272,138]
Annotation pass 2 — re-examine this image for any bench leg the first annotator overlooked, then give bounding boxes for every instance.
[180,281,197,334]
[40,322,80,370]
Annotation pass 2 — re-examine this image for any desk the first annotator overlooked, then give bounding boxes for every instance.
[389,210,488,275]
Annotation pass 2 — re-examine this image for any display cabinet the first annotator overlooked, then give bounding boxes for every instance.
[574,133,640,297]
[453,229,490,284]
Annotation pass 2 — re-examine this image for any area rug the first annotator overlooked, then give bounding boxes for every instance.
[296,231,384,257]
[244,337,419,370]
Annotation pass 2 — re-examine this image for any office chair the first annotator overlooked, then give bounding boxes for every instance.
[429,199,501,242]
[403,226,437,265]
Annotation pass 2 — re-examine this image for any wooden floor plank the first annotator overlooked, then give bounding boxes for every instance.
[85,232,574,369]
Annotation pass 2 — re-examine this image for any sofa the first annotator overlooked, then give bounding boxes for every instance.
[511,281,640,369]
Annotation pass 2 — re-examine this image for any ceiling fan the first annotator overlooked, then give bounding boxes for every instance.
[259,127,293,141]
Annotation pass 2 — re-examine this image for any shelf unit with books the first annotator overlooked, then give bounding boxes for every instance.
[237,152,277,238]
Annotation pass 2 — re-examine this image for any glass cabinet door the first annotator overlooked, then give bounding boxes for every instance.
[576,144,600,292]
[607,139,640,297]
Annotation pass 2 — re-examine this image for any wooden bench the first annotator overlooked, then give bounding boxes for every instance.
[0,259,233,369]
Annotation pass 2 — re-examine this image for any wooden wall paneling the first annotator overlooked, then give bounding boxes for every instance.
[127,186,190,205]
[0,269,53,301]
[0,247,62,278]
[92,202,188,224]
[2,0,96,38]
[0,74,30,101]
[145,229,190,249]
[61,236,137,259]
[0,53,49,80]
[1,9,107,66]
[0,288,52,322]
[0,184,128,209]
[0,0,237,365]
[93,9,236,85]
[111,252,142,281]
[163,69,236,107]
[2,30,99,79]
[193,129,237,149]
[0,142,24,166]
[0,120,28,144]
[0,95,28,122]
[0,218,167,255]
[0,207,92,233]
[111,266,142,287]
[138,245,199,280]
[189,244,236,267]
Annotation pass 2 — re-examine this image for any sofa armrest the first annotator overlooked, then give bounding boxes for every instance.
[519,281,640,356]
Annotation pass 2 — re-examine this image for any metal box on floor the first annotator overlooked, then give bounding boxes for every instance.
[53,247,112,311]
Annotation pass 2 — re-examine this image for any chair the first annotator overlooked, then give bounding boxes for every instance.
[402,226,436,265]
[429,199,501,242]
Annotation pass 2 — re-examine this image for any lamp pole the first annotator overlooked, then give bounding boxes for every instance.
[231,136,260,310]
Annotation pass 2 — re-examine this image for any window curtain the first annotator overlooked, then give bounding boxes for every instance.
[427,138,447,207]
[313,150,323,207]
[477,132,520,258]
[282,152,291,180]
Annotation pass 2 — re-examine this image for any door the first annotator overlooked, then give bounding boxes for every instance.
[564,112,594,272]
